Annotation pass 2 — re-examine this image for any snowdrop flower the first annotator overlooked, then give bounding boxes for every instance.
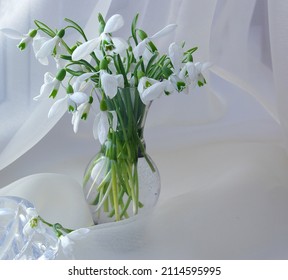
[34,69,66,101]
[169,42,184,75]
[72,14,127,61]
[0,28,37,50]
[133,23,177,59]
[35,29,65,63]
[138,77,169,105]
[167,42,189,93]
[48,86,89,118]
[100,70,124,99]
[22,208,45,237]
[71,97,93,133]
[59,228,90,258]
[32,35,50,65]
[48,72,95,131]
[186,62,211,87]
[93,109,118,144]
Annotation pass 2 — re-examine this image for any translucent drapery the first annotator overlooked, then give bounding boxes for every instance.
[0,0,112,170]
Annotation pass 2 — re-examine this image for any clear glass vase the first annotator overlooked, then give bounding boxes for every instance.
[83,88,161,224]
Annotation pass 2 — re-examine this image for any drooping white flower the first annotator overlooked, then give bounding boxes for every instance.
[71,101,92,133]
[35,29,65,63]
[48,90,89,118]
[138,77,169,105]
[0,28,37,50]
[186,62,211,87]
[22,208,45,237]
[34,69,66,101]
[72,14,127,61]
[100,70,124,99]
[48,73,95,132]
[93,110,118,144]
[169,42,184,74]
[32,35,50,65]
[59,228,90,258]
[133,24,177,59]
[167,42,189,93]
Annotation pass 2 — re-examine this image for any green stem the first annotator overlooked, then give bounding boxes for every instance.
[111,161,120,221]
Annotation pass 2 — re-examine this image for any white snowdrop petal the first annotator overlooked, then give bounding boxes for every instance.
[186,62,197,80]
[72,38,100,61]
[137,77,145,93]
[169,42,183,73]
[112,37,128,54]
[0,28,23,39]
[73,73,95,92]
[44,72,55,84]
[133,39,148,59]
[98,112,109,144]
[34,82,54,101]
[140,82,165,105]
[72,112,81,133]
[69,92,89,105]
[48,96,68,118]
[151,24,177,39]
[38,57,49,66]
[36,36,59,59]
[101,72,118,98]
[103,14,124,34]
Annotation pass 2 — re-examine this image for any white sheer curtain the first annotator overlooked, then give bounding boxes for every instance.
[268,0,288,147]
[0,0,111,170]
[1,0,288,259]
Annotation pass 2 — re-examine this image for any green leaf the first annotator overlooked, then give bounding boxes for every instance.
[148,41,157,53]
[98,13,106,34]
[65,18,88,41]
[60,55,72,60]
[131,13,139,45]
[185,46,198,54]
[145,52,159,74]
[34,20,55,37]
[117,54,129,87]
[65,68,85,77]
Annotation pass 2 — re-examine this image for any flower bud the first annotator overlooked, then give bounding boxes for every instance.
[137,29,148,40]
[57,29,65,38]
[28,29,37,38]
[100,99,107,111]
[66,84,74,94]
[89,96,94,104]
[187,53,193,62]
[100,58,108,70]
[137,70,145,80]
[56,69,66,81]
